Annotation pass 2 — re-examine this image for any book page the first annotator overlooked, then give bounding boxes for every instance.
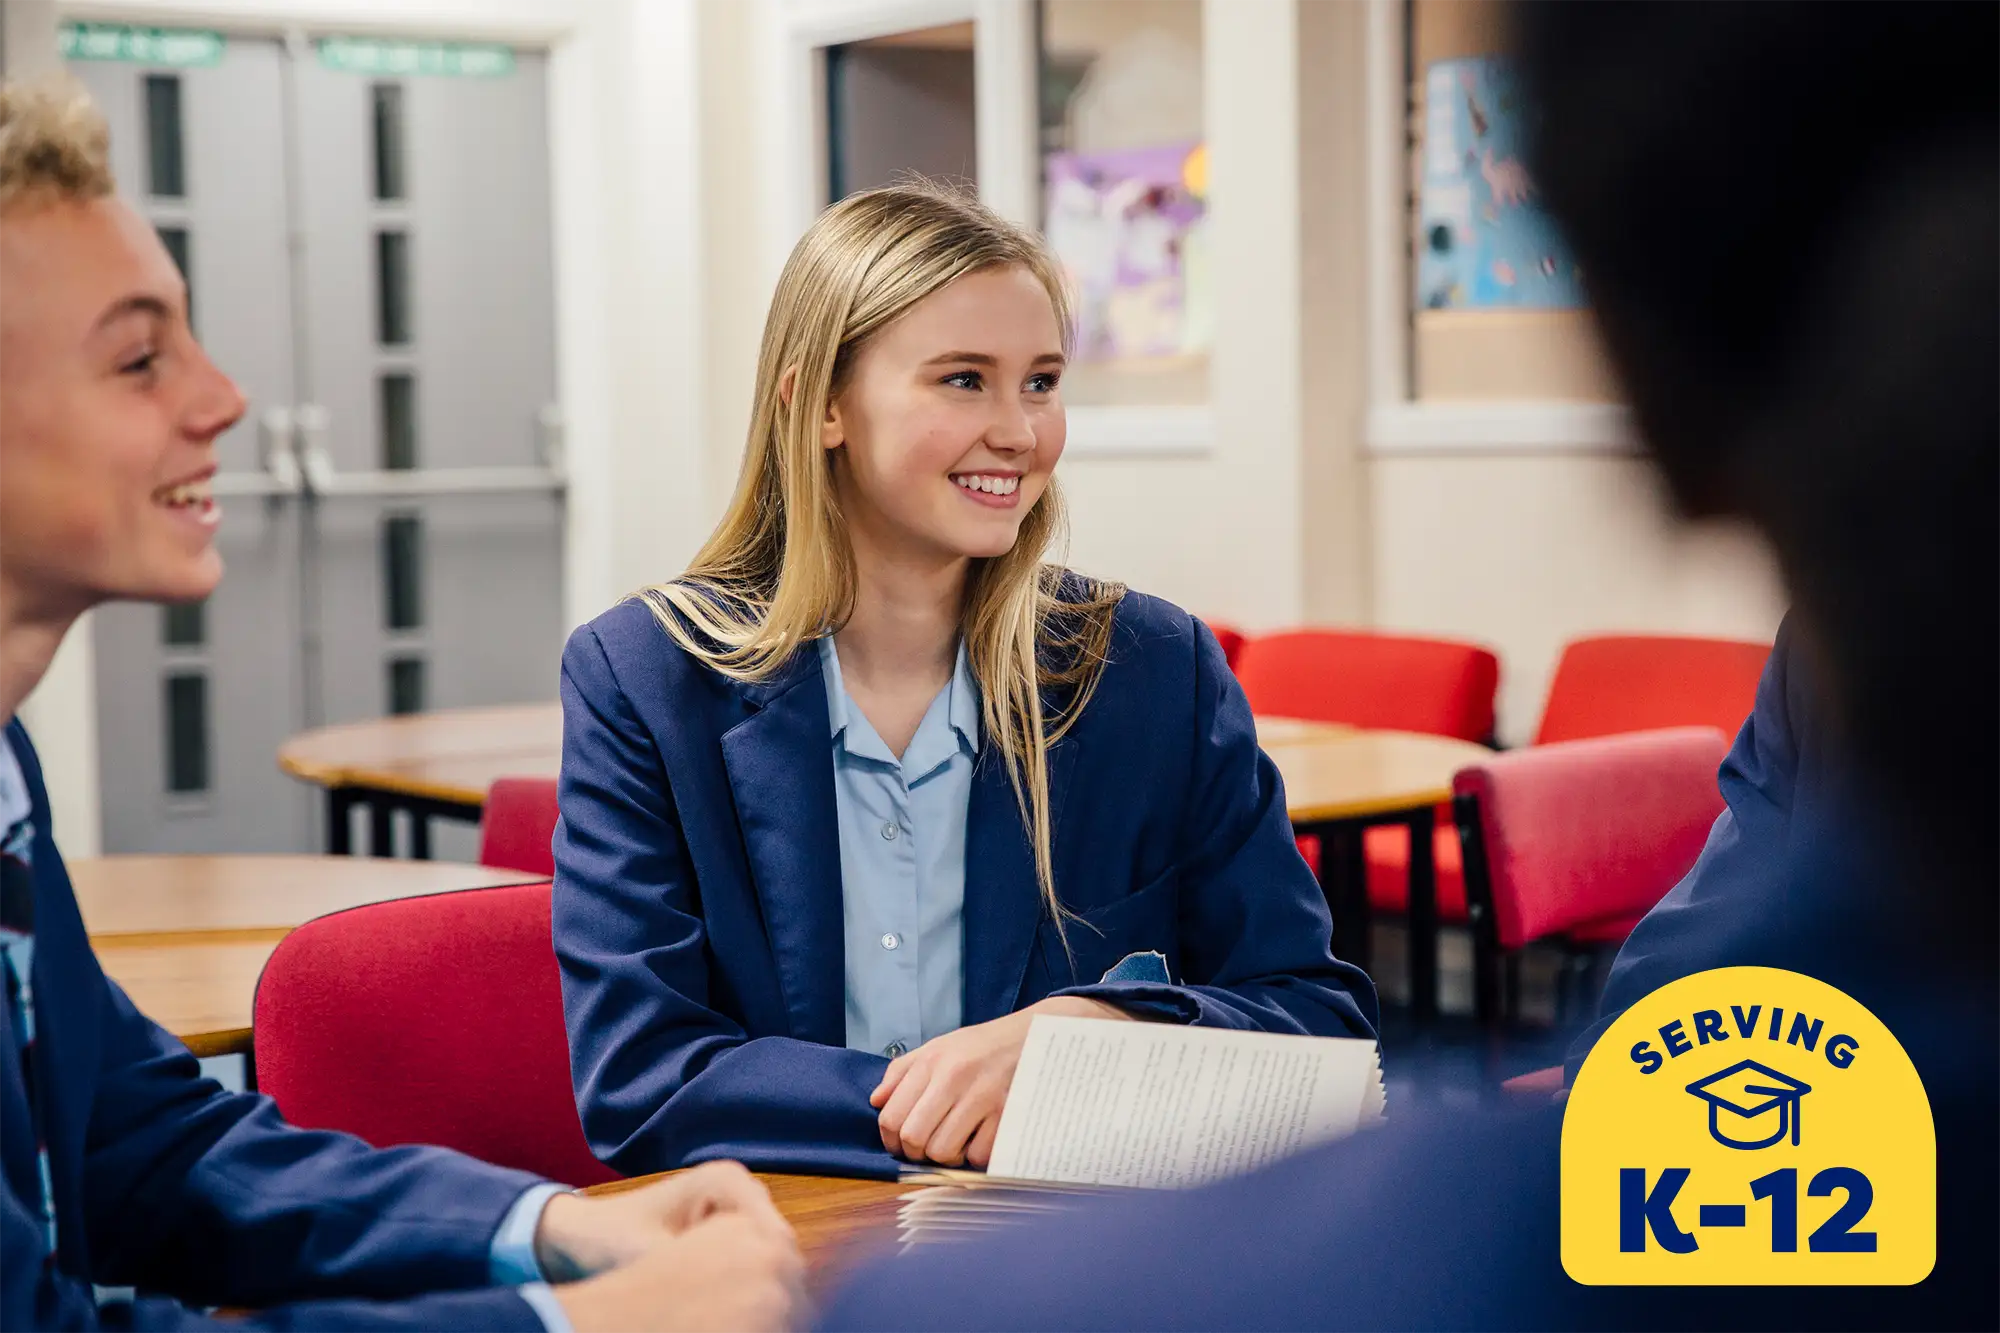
[987,1016,1382,1188]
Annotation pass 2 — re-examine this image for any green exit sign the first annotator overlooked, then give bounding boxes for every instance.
[317,37,515,78]
[60,22,225,67]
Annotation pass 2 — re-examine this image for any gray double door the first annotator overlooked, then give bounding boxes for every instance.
[77,36,564,857]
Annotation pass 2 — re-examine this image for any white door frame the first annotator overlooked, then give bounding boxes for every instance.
[764,0,1208,458]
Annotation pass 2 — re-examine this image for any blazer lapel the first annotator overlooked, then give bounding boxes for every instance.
[720,655,846,1046]
[961,727,1082,1023]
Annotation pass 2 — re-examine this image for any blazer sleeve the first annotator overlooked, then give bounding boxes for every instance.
[7,1183,541,1332]
[9,1179,541,1332]
[554,626,897,1179]
[1563,622,1802,1080]
[78,980,547,1310]
[1054,617,1381,1041]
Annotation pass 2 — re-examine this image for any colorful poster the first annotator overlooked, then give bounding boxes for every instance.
[1415,57,1584,311]
[1044,142,1210,363]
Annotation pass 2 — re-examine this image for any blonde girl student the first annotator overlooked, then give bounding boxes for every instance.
[554,184,1377,1179]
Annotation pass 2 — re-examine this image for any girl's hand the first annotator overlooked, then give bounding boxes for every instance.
[870,996,1132,1167]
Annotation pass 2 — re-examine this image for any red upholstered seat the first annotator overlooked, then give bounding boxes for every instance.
[1561,912,1648,946]
[478,776,560,877]
[1361,823,1467,920]
[1203,621,1249,672]
[1236,630,1499,741]
[1535,634,1770,745]
[254,881,617,1188]
[1347,632,1768,934]
[1453,728,1730,1027]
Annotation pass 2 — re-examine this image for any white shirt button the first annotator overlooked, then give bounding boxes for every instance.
[880,820,900,841]
[880,932,900,951]
[885,1042,907,1058]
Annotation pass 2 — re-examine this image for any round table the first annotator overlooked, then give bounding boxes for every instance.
[77,855,543,1059]
[279,705,1490,1017]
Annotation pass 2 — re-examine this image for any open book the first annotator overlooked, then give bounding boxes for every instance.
[899,1016,1383,1247]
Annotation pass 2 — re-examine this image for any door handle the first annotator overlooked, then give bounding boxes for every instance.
[284,403,567,498]
[209,406,306,497]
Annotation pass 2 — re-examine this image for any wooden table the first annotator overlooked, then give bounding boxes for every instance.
[280,704,1487,1017]
[78,856,542,1060]
[278,704,561,858]
[1258,723,1493,1021]
[587,1171,907,1296]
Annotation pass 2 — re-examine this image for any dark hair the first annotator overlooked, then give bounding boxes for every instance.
[1513,2,1997,897]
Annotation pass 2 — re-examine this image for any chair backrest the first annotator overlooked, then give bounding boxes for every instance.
[254,881,617,1187]
[1454,727,1730,951]
[1535,634,1770,745]
[1235,629,1500,741]
[478,777,560,877]
[1202,621,1249,672]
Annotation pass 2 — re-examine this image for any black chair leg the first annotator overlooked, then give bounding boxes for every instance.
[1472,931,1502,1026]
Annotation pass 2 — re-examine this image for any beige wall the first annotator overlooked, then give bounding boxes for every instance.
[1371,454,1786,743]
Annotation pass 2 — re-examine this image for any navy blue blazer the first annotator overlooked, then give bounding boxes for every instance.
[0,723,548,1332]
[821,803,1999,1331]
[554,586,1378,1179]
[1565,617,1832,1078]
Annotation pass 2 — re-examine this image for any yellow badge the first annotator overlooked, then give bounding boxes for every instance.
[1562,966,1934,1285]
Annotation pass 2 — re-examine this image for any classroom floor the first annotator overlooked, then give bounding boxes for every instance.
[1369,923,1591,1109]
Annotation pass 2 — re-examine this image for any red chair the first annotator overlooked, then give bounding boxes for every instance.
[254,882,618,1188]
[1236,630,1499,982]
[478,776,560,877]
[1535,634,1770,744]
[1452,727,1730,1027]
[1235,630,1500,741]
[1203,621,1249,673]
[1364,632,1769,938]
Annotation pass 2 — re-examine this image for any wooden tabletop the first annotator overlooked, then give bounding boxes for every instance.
[587,1171,907,1295]
[74,855,541,939]
[78,855,542,1057]
[277,703,562,806]
[279,703,1480,824]
[1265,727,1495,823]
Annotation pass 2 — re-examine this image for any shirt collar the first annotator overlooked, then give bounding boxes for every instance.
[818,636,983,768]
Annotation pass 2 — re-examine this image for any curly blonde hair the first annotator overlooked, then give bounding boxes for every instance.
[0,75,114,213]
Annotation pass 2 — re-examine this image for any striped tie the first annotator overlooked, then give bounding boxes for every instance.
[1,812,56,1259]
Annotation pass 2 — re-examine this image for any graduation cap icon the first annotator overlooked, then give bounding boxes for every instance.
[1686,1059,1812,1150]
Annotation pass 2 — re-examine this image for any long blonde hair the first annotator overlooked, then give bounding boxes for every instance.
[641,183,1122,930]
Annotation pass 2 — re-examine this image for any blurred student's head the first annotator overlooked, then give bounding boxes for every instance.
[0,76,244,626]
[1514,1,1997,875]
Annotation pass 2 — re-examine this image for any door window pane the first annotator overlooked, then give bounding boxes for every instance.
[156,225,193,331]
[382,513,423,631]
[387,656,426,715]
[1039,0,1208,406]
[826,24,976,202]
[145,74,186,198]
[380,373,417,470]
[162,599,205,647]
[372,83,407,201]
[375,230,412,345]
[164,672,209,793]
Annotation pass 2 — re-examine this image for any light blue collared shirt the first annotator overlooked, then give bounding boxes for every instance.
[819,636,981,1059]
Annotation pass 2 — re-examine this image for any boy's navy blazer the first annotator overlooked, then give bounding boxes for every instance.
[0,722,548,1331]
[554,585,1379,1178]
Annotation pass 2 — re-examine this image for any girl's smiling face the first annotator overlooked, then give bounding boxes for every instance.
[823,264,1067,565]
